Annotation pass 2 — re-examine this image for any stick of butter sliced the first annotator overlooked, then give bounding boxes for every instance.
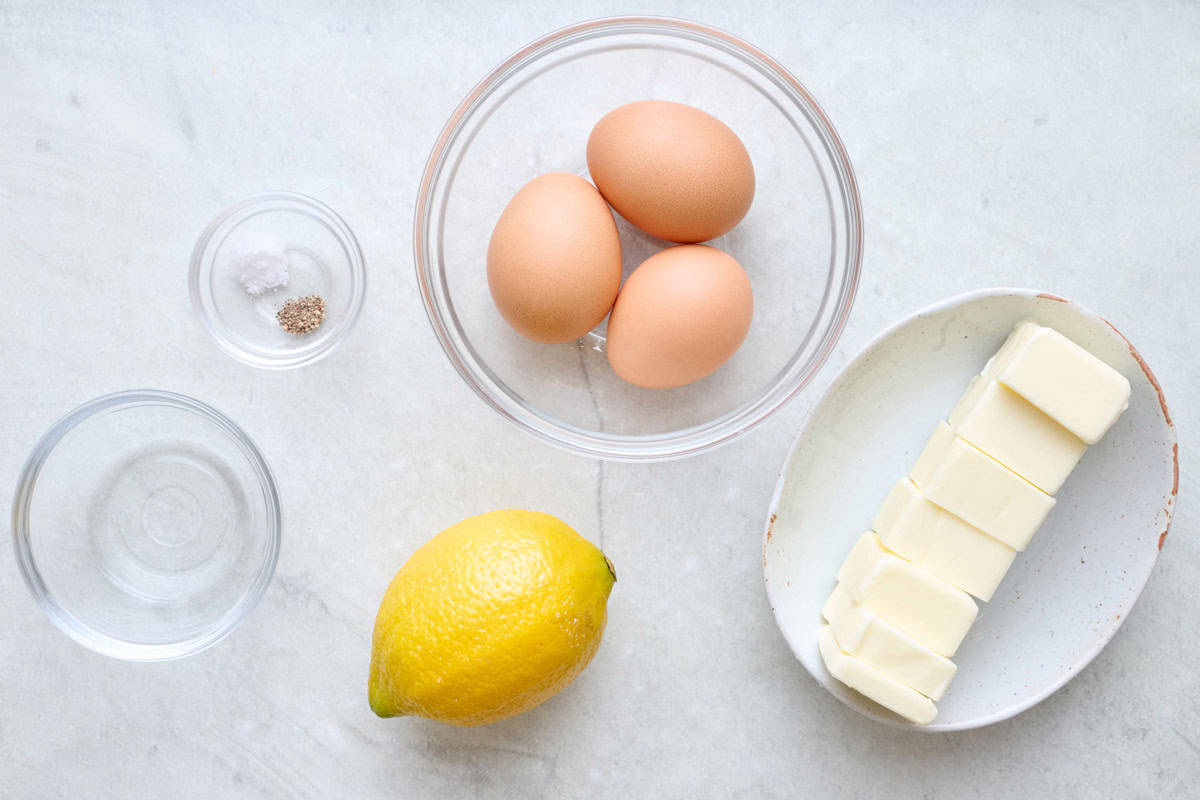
[873,478,1017,601]
[822,583,957,700]
[837,531,978,657]
[983,321,1131,445]
[818,624,937,724]
[949,377,1087,495]
[910,422,1055,551]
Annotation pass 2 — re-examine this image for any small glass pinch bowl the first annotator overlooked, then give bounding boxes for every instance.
[415,16,862,460]
[191,191,366,369]
[12,390,281,661]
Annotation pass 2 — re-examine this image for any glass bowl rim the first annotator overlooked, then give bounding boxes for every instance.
[10,389,283,661]
[413,15,863,461]
[189,189,368,371]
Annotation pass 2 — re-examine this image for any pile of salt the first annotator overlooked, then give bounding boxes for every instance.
[226,231,290,295]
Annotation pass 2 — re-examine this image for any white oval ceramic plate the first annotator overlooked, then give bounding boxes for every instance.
[762,288,1177,731]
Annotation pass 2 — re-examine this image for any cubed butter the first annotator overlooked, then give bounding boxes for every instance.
[818,321,1129,718]
[822,583,957,700]
[910,422,1055,551]
[984,321,1131,445]
[818,624,937,724]
[837,531,978,657]
[949,377,1087,495]
[981,320,1040,376]
[873,478,1017,601]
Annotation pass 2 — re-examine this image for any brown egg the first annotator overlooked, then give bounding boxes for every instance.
[586,100,755,243]
[487,172,623,343]
[606,245,753,389]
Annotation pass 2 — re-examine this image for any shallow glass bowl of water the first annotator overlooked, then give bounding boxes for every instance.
[11,390,281,660]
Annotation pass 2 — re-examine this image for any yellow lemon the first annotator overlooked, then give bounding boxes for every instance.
[368,509,616,726]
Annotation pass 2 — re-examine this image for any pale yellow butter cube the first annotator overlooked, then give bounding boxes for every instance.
[984,321,1130,445]
[981,320,1040,375]
[910,422,1055,551]
[837,531,978,657]
[818,624,937,724]
[822,583,957,700]
[949,377,1087,495]
[873,478,1017,601]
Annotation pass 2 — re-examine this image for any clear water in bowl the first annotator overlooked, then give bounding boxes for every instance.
[19,395,279,657]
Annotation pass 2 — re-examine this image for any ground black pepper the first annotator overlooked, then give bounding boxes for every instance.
[276,295,326,335]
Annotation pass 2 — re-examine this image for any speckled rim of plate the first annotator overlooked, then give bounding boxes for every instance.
[761,287,1178,732]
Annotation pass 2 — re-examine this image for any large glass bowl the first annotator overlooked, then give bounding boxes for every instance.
[415,17,862,460]
[11,390,281,661]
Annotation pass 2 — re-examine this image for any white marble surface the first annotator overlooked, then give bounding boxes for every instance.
[1,1,1196,797]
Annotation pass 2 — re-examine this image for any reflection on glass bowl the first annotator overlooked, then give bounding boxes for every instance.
[415,16,862,460]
